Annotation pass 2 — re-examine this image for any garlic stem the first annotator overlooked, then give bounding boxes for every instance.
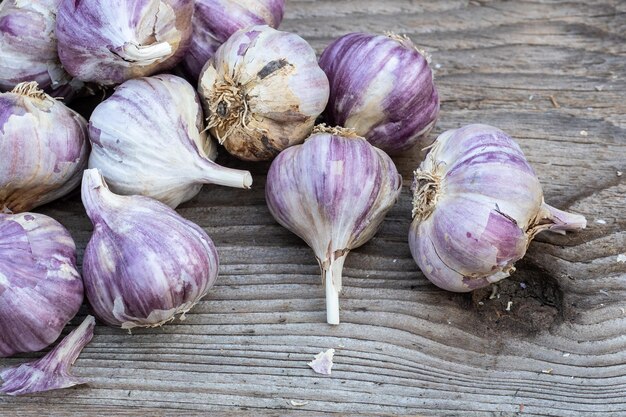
[81,169,120,222]
[122,42,172,63]
[198,160,253,189]
[540,202,587,233]
[325,268,340,325]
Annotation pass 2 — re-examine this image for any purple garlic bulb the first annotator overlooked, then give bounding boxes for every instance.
[81,169,219,329]
[198,25,330,161]
[0,82,89,213]
[0,0,83,99]
[0,212,84,358]
[88,74,252,209]
[319,32,440,154]
[1,316,95,396]
[182,0,285,82]
[409,124,587,292]
[266,126,402,324]
[56,0,194,86]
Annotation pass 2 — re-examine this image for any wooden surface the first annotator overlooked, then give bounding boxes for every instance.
[1,0,625,415]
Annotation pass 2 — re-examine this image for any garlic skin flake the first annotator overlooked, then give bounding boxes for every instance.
[81,169,219,329]
[0,212,84,358]
[88,74,252,209]
[266,127,402,324]
[0,0,82,99]
[198,25,330,161]
[0,82,89,213]
[0,316,95,396]
[319,32,440,154]
[409,124,587,292]
[56,0,193,86]
[182,0,285,82]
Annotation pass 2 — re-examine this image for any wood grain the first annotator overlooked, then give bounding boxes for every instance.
[1,0,625,415]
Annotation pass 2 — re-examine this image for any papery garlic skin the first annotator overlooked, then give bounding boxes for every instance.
[88,74,252,208]
[266,127,402,324]
[409,124,587,292]
[81,169,219,329]
[0,212,84,358]
[0,82,89,213]
[319,33,440,154]
[56,0,193,85]
[0,0,83,99]
[0,316,95,396]
[182,0,285,82]
[198,25,330,161]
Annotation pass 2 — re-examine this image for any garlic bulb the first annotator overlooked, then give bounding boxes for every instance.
[0,212,84,358]
[266,126,402,324]
[319,32,439,154]
[182,0,285,82]
[1,316,95,396]
[0,82,89,213]
[81,169,219,329]
[198,25,330,161]
[56,0,193,85]
[0,0,83,99]
[409,124,587,292]
[88,74,252,208]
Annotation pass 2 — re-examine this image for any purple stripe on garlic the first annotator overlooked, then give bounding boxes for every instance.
[56,0,194,86]
[409,124,587,292]
[0,212,84,358]
[182,0,285,82]
[81,169,219,329]
[198,25,330,161]
[266,126,402,324]
[319,32,440,154]
[0,82,89,213]
[88,74,252,208]
[0,316,95,396]
[0,0,83,99]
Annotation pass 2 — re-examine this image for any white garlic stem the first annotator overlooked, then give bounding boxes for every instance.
[198,160,253,189]
[538,202,587,234]
[122,42,172,63]
[325,268,340,325]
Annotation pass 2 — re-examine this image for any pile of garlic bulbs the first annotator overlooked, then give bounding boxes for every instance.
[0,0,586,397]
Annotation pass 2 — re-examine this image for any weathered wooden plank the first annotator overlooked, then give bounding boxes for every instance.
[1,0,625,415]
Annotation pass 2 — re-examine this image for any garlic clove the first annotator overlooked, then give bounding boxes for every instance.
[198,25,330,161]
[88,74,252,208]
[81,169,219,329]
[0,82,89,213]
[266,126,402,324]
[409,124,587,292]
[0,316,95,396]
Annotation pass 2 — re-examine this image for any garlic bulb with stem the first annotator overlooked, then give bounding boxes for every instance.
[409,124,587,292]
[198,25,330,161]
[319,32,440,154]
[266,126,402,324]
[81,169,220,329]
[0,0,83,99]
[182,0,285,82]
[56,0,193,86]
[88,74,252,208]
[0,316,95,396]
[0,82,89,213]
[0,212,84,358]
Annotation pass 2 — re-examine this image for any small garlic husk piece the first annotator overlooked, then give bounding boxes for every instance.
[0,316,95,396]
[409,124,587,292]
[81,169,219,329]
[88,74,252,208]
[0,212,84,357]
[198,25,330,161]
[0,0,84,99]
[181,0,285,82]
[266,126,402,324]
[56,0,194,85]
[319,32,440,154]
[0,82,89,213]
